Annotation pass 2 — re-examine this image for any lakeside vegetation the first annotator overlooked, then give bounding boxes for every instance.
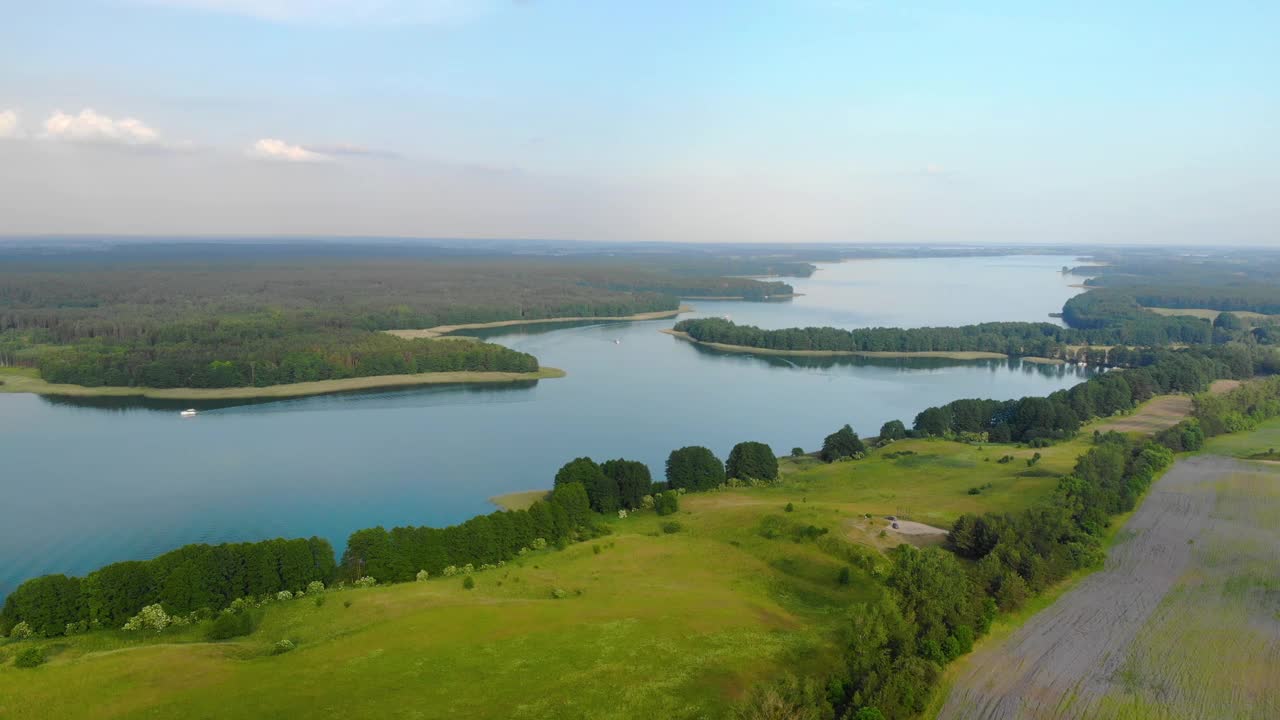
[5,341,1277,718]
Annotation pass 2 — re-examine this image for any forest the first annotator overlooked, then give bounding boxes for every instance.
[673,311,1225,358]
[0,243,803,388]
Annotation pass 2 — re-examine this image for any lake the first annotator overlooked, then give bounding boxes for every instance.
[0,255,1093,597]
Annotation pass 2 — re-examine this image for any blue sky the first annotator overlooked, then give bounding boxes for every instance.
[0,0,1276,243]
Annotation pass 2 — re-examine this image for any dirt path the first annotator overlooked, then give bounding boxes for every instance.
[937,456,1236,720]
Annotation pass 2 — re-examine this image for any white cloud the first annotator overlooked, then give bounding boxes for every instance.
[134,0,493,25]
[249,138,329,163]
[43,109,161,146]
[0,110,20,139]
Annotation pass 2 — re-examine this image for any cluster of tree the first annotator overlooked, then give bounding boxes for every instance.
[341,489,592,584]
[34,330,540,389]
[1159,376,1280,452]
[1,537,335,638]
[907,346,1266,442]
[820,425,866,462]
[555,441,778,515]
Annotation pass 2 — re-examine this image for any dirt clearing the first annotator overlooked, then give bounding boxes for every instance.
[937,455,1280,719]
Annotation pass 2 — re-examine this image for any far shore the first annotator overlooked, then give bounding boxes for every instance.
[489,489,551,511]
[385,305,693,340]
[662,329,1063,364]
[0,366,566,401]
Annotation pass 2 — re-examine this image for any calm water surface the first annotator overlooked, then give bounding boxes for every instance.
[0,255,1093,596]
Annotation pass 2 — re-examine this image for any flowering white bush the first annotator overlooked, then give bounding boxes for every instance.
[442,565,459,577]
[478,563,495,572]
[228,597,250,613]
[462,563,475,575]
[276,590,294,601]
[122,604,171,633]
[617,509,629,519]
[9,621,34,639]
[272,638,296,655]
[518,547,530,555]
[532,538,548,550]
[354,576,377,588]
[415,569,430,582]
[641,495,655,510]
[306,580,326,594]
[497,560,505,567]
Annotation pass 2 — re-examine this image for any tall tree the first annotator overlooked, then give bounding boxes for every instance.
[726,441,778,481]
[665,446,726,491]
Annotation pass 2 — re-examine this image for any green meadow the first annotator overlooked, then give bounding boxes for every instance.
[0,433,1094,720]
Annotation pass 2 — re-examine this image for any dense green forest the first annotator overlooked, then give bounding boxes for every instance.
[673,312,1225,358]
[0,244,808,388]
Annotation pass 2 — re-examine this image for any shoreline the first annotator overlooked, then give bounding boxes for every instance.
[662,329,1062,364]
[678,294,800,301]
[385,306,693,340]
[489,489,550,511]
[0,367,566,401]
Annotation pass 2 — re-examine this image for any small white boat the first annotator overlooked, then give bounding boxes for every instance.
[613,338,621,345]
[179,408,198,418]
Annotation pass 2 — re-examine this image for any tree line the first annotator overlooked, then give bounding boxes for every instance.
[672,312,1236,361]
[1,440,781,639]
[902,346,1265,443]
[34,328,540,389]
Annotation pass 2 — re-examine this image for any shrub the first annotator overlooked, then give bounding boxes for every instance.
[343,600,352,609]
[8,621,34,640]
[462,576,475,590]
[122,604,171,633]
[442,565,459,577]
[276,590,294,601]
[272,639,296,655]
[662,521,682,534]
[592,544,601,555]
[838,567,851,586]
[551,588,568,599]
[532,537,548,550]
[306,580,326,594]
[354,576,377,588]
[14,646,46,668]
[207,609,256,641]
[654,491,679,516]
[617,509,629,519]
[785,502,795,512]
[313,595,326,608]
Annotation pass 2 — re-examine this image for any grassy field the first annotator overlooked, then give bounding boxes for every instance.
[1202,415,1280,459]
[0,366,566,401]
[1145,307,1278,323]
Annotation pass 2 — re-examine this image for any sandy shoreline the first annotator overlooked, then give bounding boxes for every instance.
[386,306,693,340]
[489,489,550,511]
[662,329,1062,363]
[0,367,566,401]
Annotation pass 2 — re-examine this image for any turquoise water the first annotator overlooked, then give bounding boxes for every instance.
[0,255,1092,597]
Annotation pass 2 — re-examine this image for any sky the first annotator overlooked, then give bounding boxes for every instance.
[0,0,1276,244]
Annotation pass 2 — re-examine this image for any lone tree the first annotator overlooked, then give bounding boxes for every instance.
[600,459,654,510]
[878,419,908,441]
[554,457,617,514]
[665,446,726,491]
[820,424,866,462]
[550,482,591,528]
[726,441,778,481]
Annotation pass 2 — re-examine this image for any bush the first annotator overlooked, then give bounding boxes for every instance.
[343,600,352,608]
[354,576,377,588]
[592,544,601,555]
[838,567,851,586]
[8,621,34,640]
[791,447,805,457]
[785,502,795,512]
[462,576,475,590]
[654,491,679,516]
[662,521,683,534]
[14,646,46,668]
[313,594,326,608]
[306,580,326,594]
[272,639,296,655]
[415,569,429,582]
[207,610,256,641]
[276,590,294,601]
[122,604,171,633]
[551,588,568,599]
